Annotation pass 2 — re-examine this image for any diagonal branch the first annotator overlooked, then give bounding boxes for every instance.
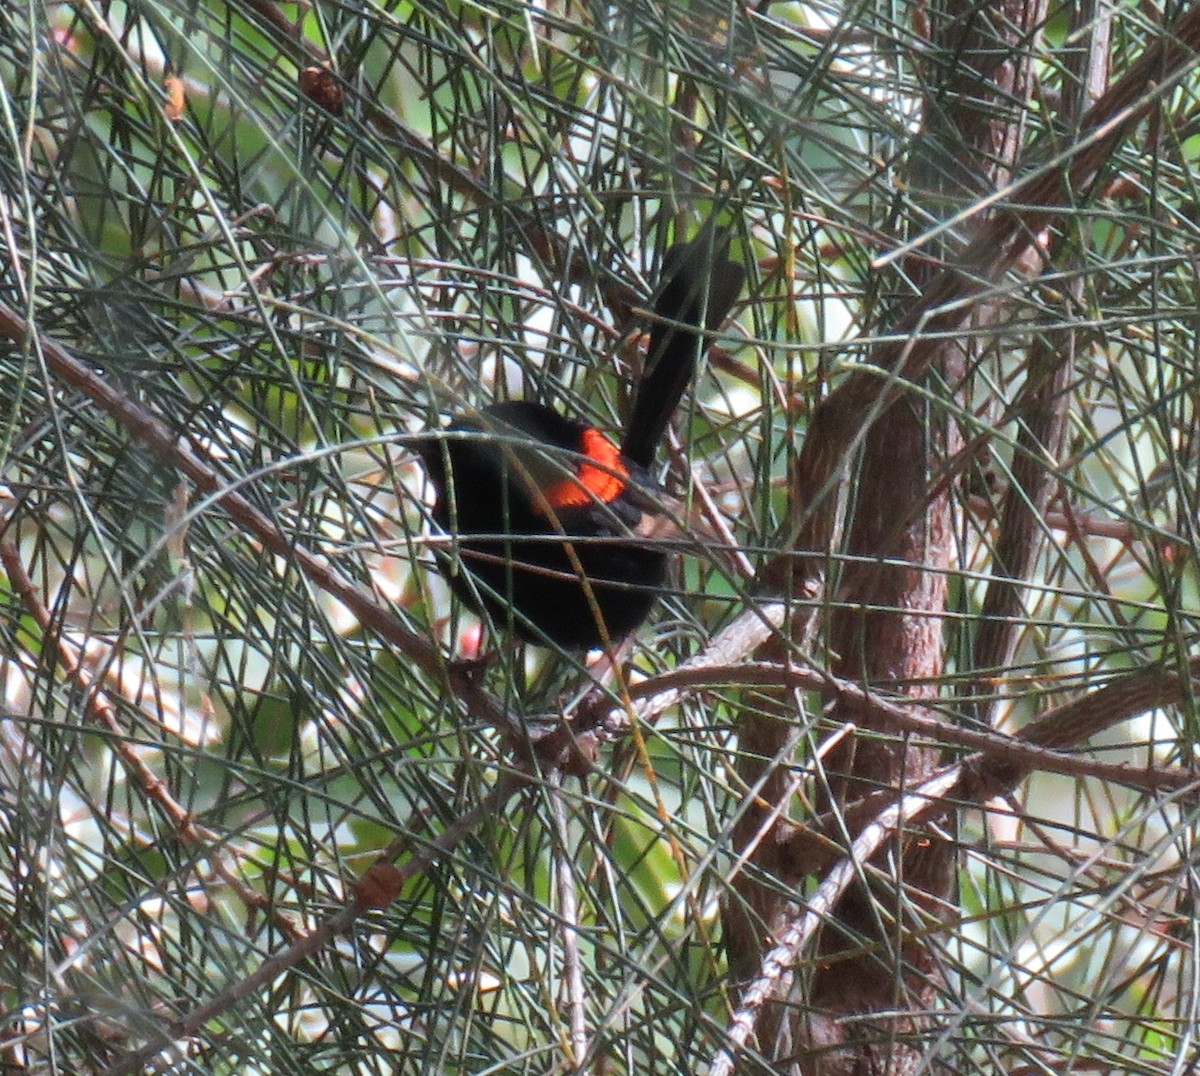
[774,7,1200,588]
[0,301,530,744]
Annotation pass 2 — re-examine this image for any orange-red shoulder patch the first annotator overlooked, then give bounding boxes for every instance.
[544,428,628,510]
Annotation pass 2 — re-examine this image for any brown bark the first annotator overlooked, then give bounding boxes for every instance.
[972,3,1112,696]
[798,5,1051,1067]
[727,1,1062,1071]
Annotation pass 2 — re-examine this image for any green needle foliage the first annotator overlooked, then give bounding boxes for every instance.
[1,1,1199,1074]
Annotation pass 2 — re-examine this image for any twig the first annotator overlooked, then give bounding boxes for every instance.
[549,772,590,1065]
[614,658,1198,799]
[0,538,309,943]
[775,5,1200,591]
[708,767,963,1076]
[0,301,530,746]
[99,770,528,1076]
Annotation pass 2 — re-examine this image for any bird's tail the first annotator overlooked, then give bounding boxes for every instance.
[620,229,745,469]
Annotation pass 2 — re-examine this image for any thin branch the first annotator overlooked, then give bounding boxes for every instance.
[549,772,590,1065]
[617,658,1198,799]
[709,767,964,1076]
[776,7,1200,586]
[0,538,315,944]
[972,0,1112,698]
[99,770,528,1076]
[710,644,1200,1074]
[0,301,534,746]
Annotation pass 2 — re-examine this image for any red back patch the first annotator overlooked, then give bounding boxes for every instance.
[544,427,628,510]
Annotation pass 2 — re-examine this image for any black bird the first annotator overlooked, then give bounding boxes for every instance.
[419,231,745,648]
